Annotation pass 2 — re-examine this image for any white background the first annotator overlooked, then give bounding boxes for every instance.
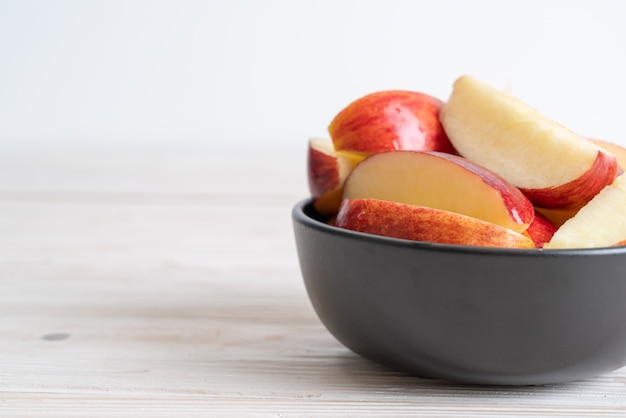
[1,0,626,152]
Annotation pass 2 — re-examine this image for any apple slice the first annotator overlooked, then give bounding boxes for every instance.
[335,199,535,248]
[307,138,365,215]
[328,90,457,154]
[342,150,534,233]
[534,206,579,227]
[523,211,558,248]
[590,138,626,171]
[545,175,626,249]
[439,75,619,209]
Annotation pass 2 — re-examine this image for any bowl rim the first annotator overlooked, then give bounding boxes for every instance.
[293,198,626,258]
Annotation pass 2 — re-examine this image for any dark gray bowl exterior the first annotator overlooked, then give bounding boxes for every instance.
[292,199,626,385]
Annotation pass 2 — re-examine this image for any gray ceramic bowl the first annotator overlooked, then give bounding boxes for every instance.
[292,198,626,385]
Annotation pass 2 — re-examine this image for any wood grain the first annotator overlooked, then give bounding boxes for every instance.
[1,149,626,417]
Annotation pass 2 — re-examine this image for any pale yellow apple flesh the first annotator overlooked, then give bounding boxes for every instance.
[545,175,626,249]
[341,150,534,233]
[307,138,365,215]
[534,206,579,227]
[335,199,535,248]
[440,75,618,209]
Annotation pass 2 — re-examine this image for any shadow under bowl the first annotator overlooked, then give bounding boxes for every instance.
[292,198,626,385]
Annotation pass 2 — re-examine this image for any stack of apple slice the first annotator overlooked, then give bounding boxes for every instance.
[308,90,457,215]
[307,75,626,249]
[337,151,538,248]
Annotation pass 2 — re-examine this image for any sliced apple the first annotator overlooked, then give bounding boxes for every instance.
[439,75,619,209]
[545,175,626,249]
[335,199,535,248]
[521,150,619,209]
[534,206,579,228]
[590,138,626,171]
[341,150,534,233]
[328,90,456,154]
[307,138,365,215]
[523,211,558,248]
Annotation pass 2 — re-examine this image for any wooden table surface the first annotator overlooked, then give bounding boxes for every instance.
[2,148,626,417]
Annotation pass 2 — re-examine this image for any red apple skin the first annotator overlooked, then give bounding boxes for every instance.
[524,211,558,248]
[308,140,343,215]
[307,138,366,216]
[335,198,536,249]
[520,150,619,209]
[328,90,457,154]
[308,143,340,199]
[590,138,626,173]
